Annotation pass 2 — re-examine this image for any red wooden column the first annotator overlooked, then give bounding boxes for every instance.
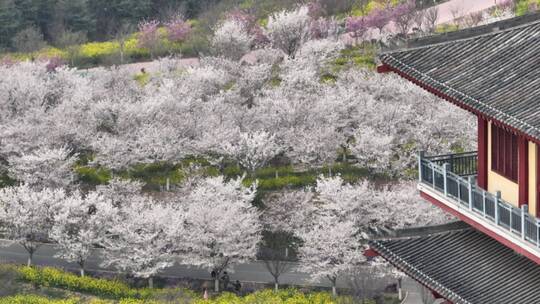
[518,136,529,207]
[477,116,488,190]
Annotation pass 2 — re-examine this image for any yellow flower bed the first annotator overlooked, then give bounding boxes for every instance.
[192,289,352,304]
[80,41,120,59]
[0,295,78,304]
[18,266,140,299]
[1,264,369,304]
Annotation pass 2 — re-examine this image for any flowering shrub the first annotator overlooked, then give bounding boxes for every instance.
[45,56,66,72]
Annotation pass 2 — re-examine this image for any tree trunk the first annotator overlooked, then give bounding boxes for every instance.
[27,252,33,267]
[214,278,220,292]
[79,261,85,277]
[149,277,154,289]
[328,276,337,297]
[274,277,279,292]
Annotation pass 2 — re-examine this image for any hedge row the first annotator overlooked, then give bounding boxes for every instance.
[75,160,374,191]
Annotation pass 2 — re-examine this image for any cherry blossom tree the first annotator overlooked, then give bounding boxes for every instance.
[266,6,312,57]
[227,10,268,46]
[211,19,253,61]
[8,146,77,190]
[298,176,450,296]
[101,195,176,288]
[221,131,281,175]
[298,202,366,296]
[181,176,261,292]
[297,176,376,296]
[310,17,340,40]
[366,8,392,35]
[336,69,475,177]
[50,191,114,276]
[96,178,144,207]
[262,190,313,233]
[350,126,393,173]
[392,0,417,36]
[424,7,439,33]
[0,17,476,188]
[261,190,313,290]
[165,15,191,43]
[375,181,452,229]
[412,9,426,32]
[346,16,368,44]
[0,185,66,266]
[138,20,161,59]
[259,231,296,291]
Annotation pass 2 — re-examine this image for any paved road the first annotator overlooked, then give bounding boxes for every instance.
[436,0,499,25]
[0,240,336,287]
[344,0,498,44]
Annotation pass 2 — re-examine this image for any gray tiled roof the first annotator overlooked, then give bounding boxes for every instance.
[369,228,540,304]
[379,18,540,140]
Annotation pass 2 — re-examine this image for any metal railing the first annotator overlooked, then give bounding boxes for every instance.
[419,151,540,247]
[425,151,478,177]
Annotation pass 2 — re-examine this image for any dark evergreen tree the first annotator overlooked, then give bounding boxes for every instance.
[0,0,22,48]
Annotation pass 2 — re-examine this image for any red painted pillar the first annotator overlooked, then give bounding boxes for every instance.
[519,136,529,207]
[477,116,488,190]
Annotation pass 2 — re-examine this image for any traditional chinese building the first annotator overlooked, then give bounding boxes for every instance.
[370,13,540,304]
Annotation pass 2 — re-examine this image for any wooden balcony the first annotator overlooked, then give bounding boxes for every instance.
[418,151,540,264]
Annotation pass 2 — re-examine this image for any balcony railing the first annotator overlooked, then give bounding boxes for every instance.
[418,151,540,247]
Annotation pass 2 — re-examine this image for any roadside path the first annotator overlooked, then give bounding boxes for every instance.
[344,0,498,43]
[0,240,331,287]
[436,0,499,25]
